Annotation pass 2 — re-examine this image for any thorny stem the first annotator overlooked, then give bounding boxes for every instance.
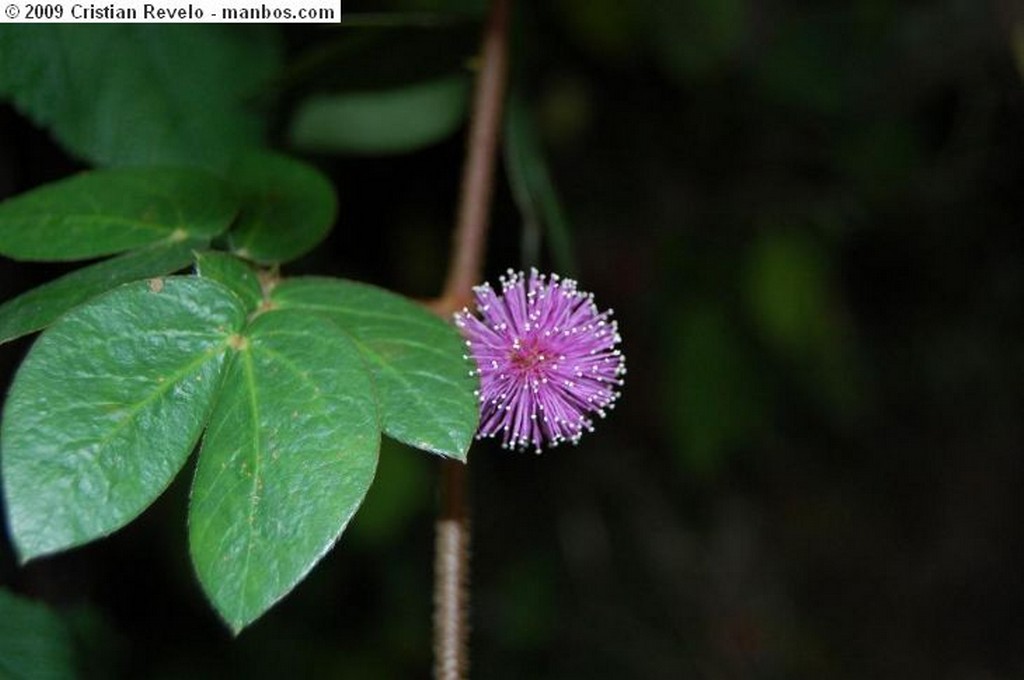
[428,0,512,677]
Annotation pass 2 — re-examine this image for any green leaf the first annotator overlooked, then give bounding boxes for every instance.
[0,168,238,262]
[0,25,280,169]
[271,278,478,459]
[189,310,380,633]
[0,239,202,345]
[504,94,577,275]
[1,277,247,562]
[194,251,263,314]
[0,590,76,680]
[288,75,470,155]
[225,151,337,264]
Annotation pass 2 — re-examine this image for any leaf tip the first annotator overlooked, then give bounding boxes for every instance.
[439,445,470,464]
[227,619,248,637]
[399,434,470,462]
[13,538,43,567]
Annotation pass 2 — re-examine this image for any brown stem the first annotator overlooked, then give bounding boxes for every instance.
[435,0,512,317]
[433,463,469,680]
[431,0,512,678]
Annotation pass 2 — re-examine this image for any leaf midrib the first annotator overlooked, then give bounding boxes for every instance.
[235,347,262,628]
[4,213,185,236]
[67,334,230,458]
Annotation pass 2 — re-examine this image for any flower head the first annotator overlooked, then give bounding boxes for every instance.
[455,269,625,452]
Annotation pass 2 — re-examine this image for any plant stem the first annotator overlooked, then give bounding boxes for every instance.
[433,462,469,679]
[431,0,512,677]
[435,0,512,316]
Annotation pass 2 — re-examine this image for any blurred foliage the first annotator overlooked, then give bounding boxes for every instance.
[223,150,338,262]
[504,93,577,272]
[289,75,470,154]
[349,439,432,547]
[379,0,486,16]
[1016,21,1024,79]
[746,230,835,355]
[553,0,640,62]
[644,0,748,82]
[0,590,77,679]
[1,0,1022,677]
[0,25,280,169]
[664,305,766,475]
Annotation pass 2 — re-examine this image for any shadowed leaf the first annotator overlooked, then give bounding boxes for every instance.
[0,590,76,680]
[224,151,337,265]
[0,168,237,262]
[0,25,280,169]
[288,75,470,155]
[0,239,202,345]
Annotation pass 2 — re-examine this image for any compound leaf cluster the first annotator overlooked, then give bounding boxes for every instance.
[0,158,477,633]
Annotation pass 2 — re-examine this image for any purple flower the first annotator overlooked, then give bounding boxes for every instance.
[454,269,626,452]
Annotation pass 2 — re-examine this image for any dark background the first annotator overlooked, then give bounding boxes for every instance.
[1,1,1023,678]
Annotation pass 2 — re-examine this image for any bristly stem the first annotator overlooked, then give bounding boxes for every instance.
[431,0,512,677]
[433,462,469,679]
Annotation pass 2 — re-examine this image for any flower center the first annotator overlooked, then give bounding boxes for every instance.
[509,337,548,374]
